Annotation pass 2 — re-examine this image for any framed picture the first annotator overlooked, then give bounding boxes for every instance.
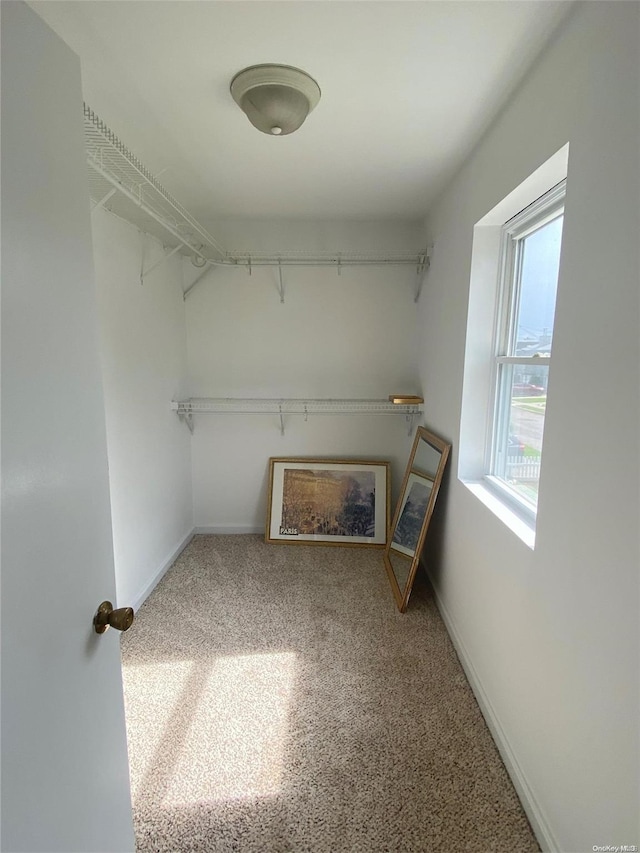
[266,458,390,547]
[390,472,434,558]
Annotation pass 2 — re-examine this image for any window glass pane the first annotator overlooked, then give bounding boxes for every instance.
[494,363,549,506]
[514,215,563,356]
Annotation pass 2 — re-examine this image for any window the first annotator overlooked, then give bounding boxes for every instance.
[487,181,565,515]
[459,145,568,544]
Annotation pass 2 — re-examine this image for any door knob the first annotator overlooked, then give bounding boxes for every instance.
[93,600,134,634]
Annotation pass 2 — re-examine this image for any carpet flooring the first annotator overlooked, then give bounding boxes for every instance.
[121,535,539,853]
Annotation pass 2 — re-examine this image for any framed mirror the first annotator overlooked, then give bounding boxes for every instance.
[383,426,451,612]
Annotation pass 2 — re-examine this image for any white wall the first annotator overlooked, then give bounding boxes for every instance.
[92,209,193,610]
[184,220,422,529]
[417,3,639,851]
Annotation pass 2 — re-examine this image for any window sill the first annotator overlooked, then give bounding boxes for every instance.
[461,480,536,549]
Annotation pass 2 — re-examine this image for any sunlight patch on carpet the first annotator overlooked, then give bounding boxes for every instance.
[124,653,297,805]
[123,659,196,800]
[159,651,297,805]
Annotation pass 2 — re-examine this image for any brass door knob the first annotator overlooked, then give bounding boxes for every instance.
[93,600,134,634]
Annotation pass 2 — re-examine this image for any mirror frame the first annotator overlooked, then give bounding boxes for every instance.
[383,426,451,612]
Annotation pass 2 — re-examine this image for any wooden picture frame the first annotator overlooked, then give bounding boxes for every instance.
[266,458,390,547]
[384,427,451,611]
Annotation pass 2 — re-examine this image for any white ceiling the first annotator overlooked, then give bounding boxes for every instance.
[30,1,572,222]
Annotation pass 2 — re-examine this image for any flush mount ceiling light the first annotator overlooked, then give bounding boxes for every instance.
[230,64,321,136]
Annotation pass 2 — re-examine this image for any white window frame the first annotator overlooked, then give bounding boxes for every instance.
[484,180,566,520]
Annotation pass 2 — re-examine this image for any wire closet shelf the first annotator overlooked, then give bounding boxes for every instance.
[171,398,424,436]
[83,104,428,272]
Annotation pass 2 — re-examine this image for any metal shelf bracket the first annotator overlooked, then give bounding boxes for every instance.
[183,265,216,300]
[141,244,182,282]
[91,187,117,215]
[414,246,432,303]
[175,406,194,434]
[277,262,285,304]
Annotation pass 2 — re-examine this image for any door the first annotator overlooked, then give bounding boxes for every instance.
[1,3,135,851]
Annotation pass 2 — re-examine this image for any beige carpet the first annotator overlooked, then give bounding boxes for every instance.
[121,535,539,853]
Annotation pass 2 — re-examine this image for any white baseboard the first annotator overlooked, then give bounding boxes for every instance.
[425,572,559,853]
[194,525,263,535]
[129,529,195,613]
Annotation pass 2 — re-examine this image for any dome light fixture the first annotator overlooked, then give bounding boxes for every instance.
[230,64,321,137]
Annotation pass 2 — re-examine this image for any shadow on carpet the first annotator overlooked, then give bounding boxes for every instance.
[121,535,539,853]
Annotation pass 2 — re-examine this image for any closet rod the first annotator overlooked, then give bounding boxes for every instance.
[194,257,421,267]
